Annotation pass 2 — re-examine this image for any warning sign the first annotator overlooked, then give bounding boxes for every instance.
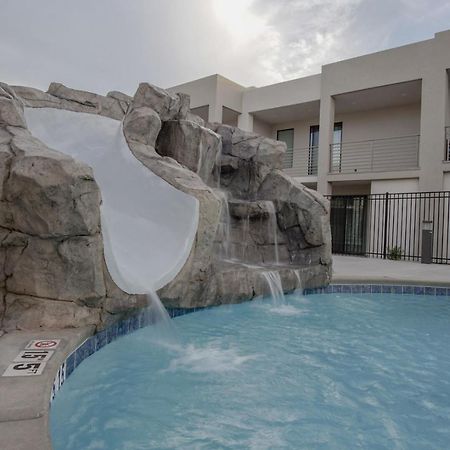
[26,339,61,350]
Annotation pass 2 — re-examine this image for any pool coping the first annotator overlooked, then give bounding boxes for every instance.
[2,281,450,450]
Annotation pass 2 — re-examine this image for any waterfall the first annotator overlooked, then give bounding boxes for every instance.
[266,202,279,265]
[294,269,303,294]
[262,271,285,305]
[241,211,250,261]
[214,189,231,260]
[143,290,178,343]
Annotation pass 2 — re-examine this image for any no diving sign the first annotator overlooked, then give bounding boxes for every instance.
[26,339,61,350]
[2,339,61,377]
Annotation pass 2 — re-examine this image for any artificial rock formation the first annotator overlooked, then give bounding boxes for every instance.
[0,79,332,331]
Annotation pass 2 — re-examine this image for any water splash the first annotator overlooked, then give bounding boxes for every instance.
[294,269,303,294]
[262,271,285,305]
[162,342,259,374]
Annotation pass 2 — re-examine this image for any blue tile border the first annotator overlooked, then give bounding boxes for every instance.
[303,283,450,297]
[50,282,450,403]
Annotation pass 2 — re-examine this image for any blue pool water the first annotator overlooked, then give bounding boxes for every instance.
[51,293,450,449]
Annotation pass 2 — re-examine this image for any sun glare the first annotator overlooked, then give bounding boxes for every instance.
[212,0,266,42]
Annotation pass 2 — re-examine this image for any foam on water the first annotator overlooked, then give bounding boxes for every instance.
[162,342,259,374]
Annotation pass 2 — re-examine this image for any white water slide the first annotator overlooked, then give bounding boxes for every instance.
[25,108,199,294]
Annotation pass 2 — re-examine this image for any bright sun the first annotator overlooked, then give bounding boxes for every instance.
[212,0,266,42]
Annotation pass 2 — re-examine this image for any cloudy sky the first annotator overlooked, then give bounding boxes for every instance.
[1,0,450,95]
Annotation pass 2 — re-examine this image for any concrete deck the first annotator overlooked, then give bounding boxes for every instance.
[332,255,450,286]
[0,327,94,450]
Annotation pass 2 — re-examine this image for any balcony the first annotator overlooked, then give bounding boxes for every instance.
[329,135,420,174]
[283,146,318,176]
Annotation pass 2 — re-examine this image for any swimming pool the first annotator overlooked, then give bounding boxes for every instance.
[51,292,450,449]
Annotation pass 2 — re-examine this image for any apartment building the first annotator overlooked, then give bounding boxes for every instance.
[168,30,450,263]
[168,29,450,199]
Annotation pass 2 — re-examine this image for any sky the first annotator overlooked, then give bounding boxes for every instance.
[1,0,450,95]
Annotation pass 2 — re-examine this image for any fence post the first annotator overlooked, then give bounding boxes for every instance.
[383,192,389,259]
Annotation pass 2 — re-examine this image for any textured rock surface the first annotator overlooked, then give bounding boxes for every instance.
[48,83,124,120]
[132,82,189,121]
[156,119,221,184]
[209,123,285,199]
[123,106,161,148]
[0,79,331,329]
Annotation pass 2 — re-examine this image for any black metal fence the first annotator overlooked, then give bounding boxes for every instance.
[327,191,450,264]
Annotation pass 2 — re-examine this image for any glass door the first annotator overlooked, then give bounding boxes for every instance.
[277,129,294,168]
[331,122,343,172]
[308,125,319,175]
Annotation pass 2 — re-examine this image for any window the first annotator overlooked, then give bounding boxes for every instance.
[277,129,294,168]
[308,123,342,175]
[331,122,343,172]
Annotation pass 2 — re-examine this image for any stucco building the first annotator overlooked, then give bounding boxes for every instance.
[168,30,450,198]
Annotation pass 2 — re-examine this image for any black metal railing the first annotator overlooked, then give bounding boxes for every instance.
[330,135,420,174]
[327,191,450,264]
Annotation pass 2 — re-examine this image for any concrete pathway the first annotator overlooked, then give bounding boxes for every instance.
[333,255,450,286]
[0,327,94,450]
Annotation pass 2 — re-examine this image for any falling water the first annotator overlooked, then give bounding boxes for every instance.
[266,202,279,265]
[142,290,178,344]
[215,144,223,189]
[262,271,285,305]
[294,269,303,294]
[241,212,250,261]
[215,189,231,260]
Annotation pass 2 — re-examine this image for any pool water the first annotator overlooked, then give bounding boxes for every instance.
[51,293,450,449]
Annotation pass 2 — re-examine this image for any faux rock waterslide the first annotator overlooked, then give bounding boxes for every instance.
[0,81,332,331]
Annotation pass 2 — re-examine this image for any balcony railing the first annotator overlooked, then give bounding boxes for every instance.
[330,135,420,174]
[283,146,318,176]
[445,126,450,162]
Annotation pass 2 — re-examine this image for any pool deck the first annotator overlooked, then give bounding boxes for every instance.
[0,327,94,450]
[332,255,450,286]
[0,256,449,450]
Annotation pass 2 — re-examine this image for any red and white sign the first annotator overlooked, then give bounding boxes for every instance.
[26,339,61,350]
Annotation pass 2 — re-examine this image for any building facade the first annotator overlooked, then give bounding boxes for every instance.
[168,30,450,198]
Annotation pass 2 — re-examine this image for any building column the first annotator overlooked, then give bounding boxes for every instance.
[418,68,448,191]
[237,112,254,132]
[317,95,335,194]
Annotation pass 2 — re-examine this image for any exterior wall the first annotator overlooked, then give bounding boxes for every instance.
[371,178,419,194]
[335,103,421,142]
[443,173,450,190]
[242,74,321,113]
[252,116,273,137]
[168,75,218,110]
[168,74,246,123]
